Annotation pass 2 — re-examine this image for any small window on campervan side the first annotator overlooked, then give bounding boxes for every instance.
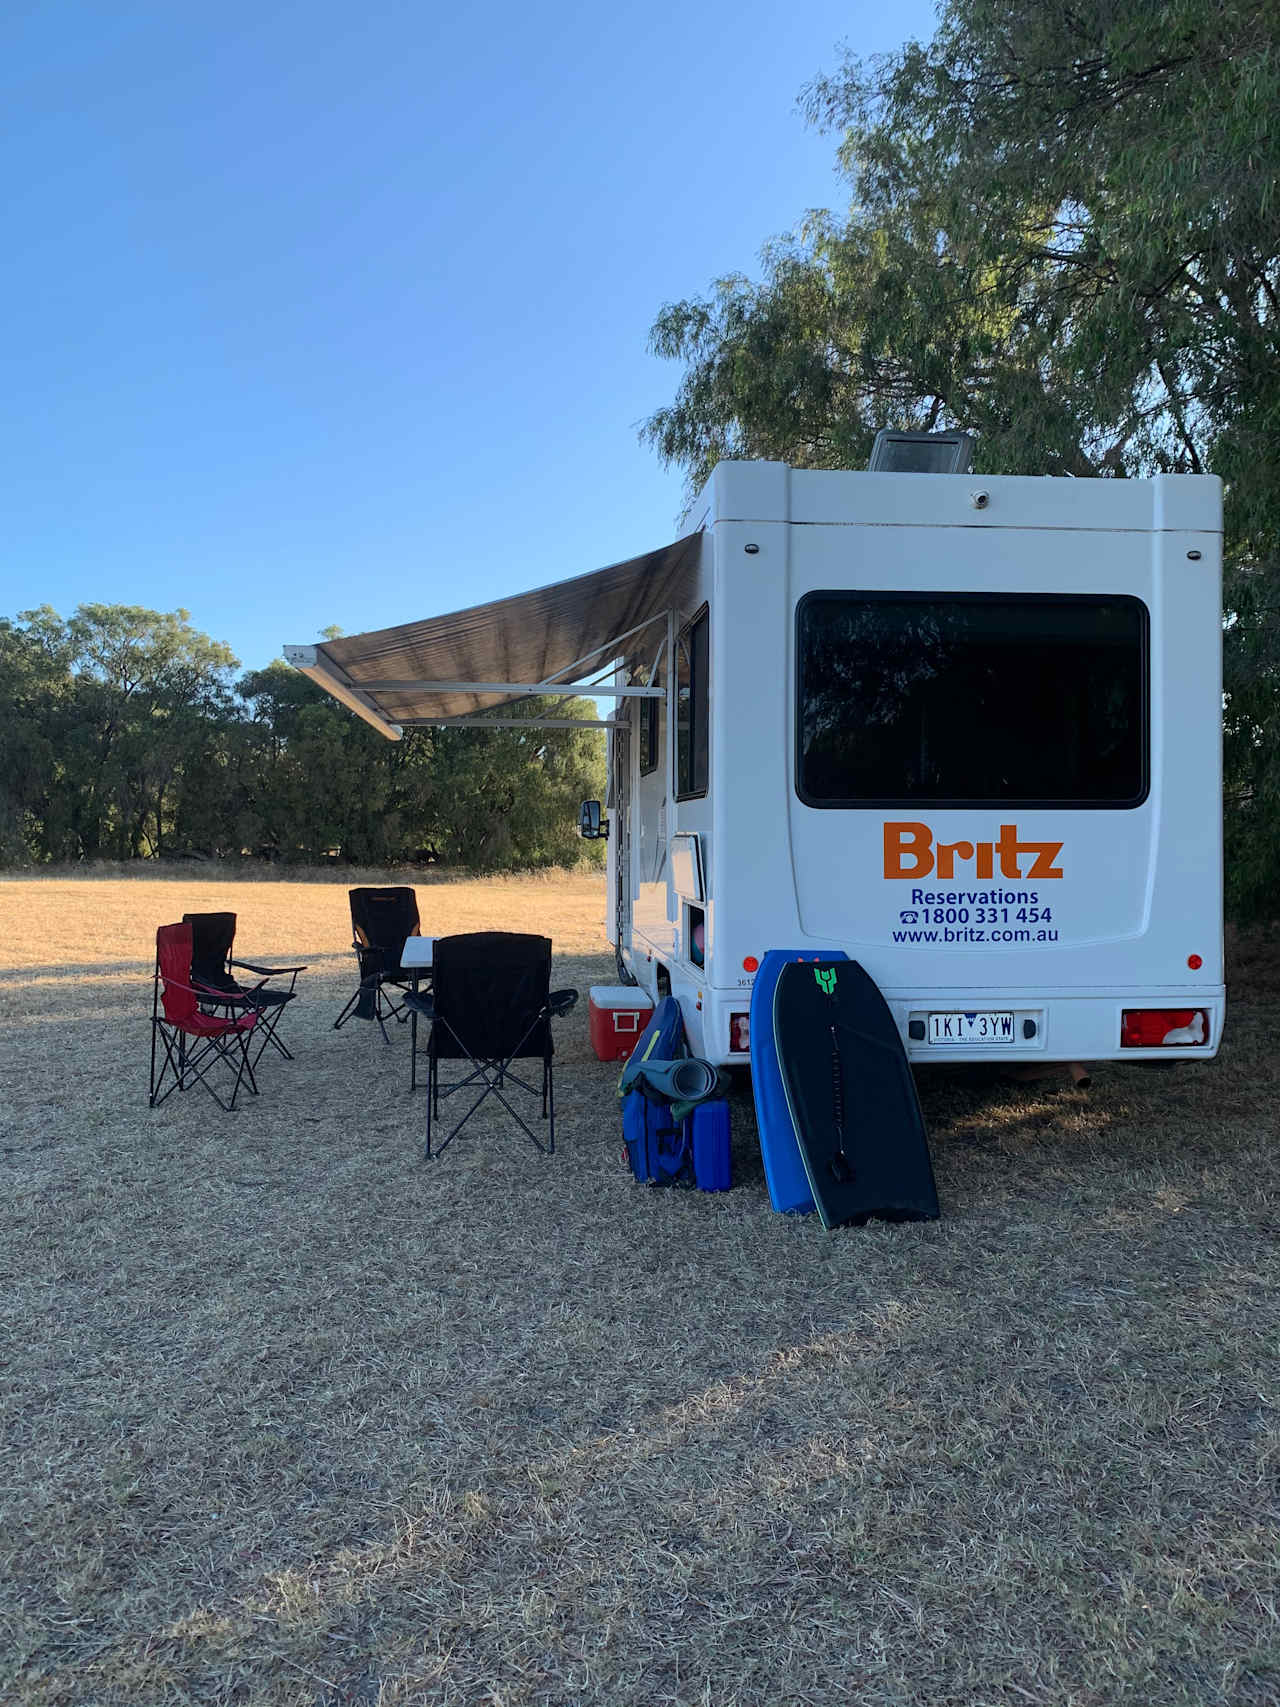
[638,660,662,776]
[676,608,709,799]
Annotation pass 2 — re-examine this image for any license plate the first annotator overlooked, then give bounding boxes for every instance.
[928,1011,1015,1044]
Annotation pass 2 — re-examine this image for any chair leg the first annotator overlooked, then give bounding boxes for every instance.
[428,1055,552,1158]
[377,981,413,1036]
[257,1013,294,1063]
[148,1017,262,1114]
[227,1028,258,1109]
[244,1003,293,1066]
[336,974,403,1043]
[174,1034,237,1112]
[150,1022,185,1108]
[425,1050,436,1159]
[374,983,393,1045]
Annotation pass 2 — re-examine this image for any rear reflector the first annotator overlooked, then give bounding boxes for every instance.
[729,1012,750,1052]
[1120,1009,1209,1048]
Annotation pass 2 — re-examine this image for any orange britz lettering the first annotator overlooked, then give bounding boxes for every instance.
[884,821,1064,880]
[883,821,933,878]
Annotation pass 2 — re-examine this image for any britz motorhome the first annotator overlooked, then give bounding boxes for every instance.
[586,446,1224,1070]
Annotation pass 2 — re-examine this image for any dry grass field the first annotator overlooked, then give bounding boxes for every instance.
[1,870,1278,1707]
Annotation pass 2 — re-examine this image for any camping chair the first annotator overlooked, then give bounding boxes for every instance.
[149,922,260,1112]
[333,887,422,1043]
[403,932,578,1159]
[184,911,306,1066]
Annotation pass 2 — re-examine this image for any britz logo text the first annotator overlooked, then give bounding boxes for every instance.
[883,821,1064,880]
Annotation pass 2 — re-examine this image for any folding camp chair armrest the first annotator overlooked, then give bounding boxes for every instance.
[194,979,269,1006]
[232,959,308,975]
[549,989,578,1017]
[194,982,254,1007]
[162,974,242,1001]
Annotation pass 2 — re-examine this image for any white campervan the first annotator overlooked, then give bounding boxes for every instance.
[287,446,1224,1076]
[605,456,1224,1070]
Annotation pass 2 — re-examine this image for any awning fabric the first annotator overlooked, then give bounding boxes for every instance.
[290,532,700,736]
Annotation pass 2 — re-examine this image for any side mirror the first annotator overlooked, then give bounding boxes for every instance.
[579,800,607,840]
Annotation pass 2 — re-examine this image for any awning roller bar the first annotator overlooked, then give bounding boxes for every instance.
[403,717,622,729]
[348,680,662,697]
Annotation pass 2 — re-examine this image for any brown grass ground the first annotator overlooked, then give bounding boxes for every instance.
[1,872,1277,1707]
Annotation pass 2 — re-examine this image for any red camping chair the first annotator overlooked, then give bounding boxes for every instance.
[149,922,260,1112]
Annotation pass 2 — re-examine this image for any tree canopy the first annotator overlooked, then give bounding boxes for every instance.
[0,606,605,872]
[645,0,1279,919]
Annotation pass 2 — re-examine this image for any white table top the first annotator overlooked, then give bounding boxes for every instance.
[399,935,435,968]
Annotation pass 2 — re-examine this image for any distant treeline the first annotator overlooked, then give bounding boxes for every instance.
[0,604,606,872]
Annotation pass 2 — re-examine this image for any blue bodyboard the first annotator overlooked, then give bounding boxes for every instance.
[749,948,848,1213]
[774,959,938,1230]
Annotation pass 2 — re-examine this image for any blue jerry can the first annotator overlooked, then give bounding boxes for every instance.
[689,1099,731,1192]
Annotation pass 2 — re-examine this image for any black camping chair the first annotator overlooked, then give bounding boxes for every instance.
[184,912,306,1066]
[334,887,421,1044]
[403,932,578,1159]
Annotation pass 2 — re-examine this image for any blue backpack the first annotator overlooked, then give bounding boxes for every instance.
[620,997,695,1186]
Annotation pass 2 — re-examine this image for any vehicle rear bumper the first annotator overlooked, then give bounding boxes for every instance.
[695,984,1226,1067]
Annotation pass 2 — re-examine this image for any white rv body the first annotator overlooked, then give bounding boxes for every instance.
[609,460,1224,1069]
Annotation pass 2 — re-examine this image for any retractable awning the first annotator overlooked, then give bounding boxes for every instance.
[285,532,700,740]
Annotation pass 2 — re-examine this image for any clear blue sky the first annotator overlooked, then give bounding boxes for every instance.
[1,0,939,675]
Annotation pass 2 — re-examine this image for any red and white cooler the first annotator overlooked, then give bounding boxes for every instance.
[588,986,655,1061]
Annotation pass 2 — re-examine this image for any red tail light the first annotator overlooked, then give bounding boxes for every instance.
[729,1012,750,1052]
[1120,1009,1209,1048]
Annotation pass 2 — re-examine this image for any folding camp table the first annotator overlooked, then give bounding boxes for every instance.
[402,936,435,1090]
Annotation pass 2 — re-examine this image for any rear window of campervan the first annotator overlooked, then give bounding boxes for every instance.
[796,592,1147,808]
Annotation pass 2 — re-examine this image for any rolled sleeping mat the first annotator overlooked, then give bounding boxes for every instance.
[619,1049,719,1103]
[630,1056,719,1105]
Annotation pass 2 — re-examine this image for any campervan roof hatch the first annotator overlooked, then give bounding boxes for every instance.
[868,429,975,474]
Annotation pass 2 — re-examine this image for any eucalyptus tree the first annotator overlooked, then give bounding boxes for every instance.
[646,0,1279,915]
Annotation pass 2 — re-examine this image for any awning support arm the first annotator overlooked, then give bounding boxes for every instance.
[413,610,678,718]
[283,646,403,741]
[520,608,678,690]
